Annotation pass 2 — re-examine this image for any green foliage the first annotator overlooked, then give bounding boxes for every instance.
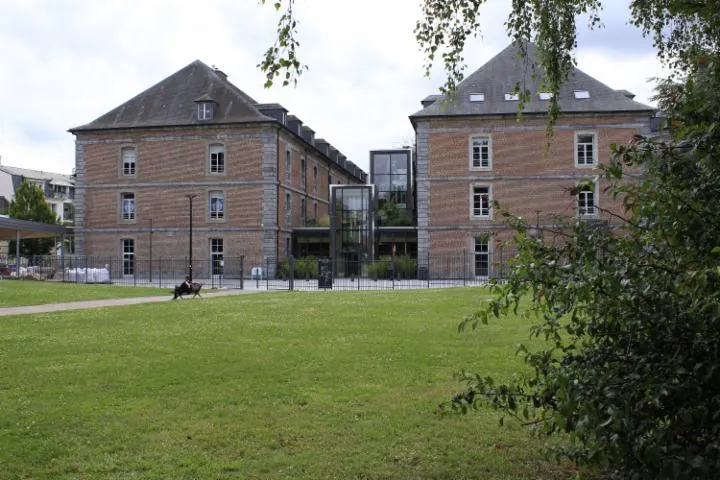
[294,256,319,278]
[277,256,320,279]
[367,256,417,279]
[257,0,307,87]
[379,196,412,226]
[444,54,720,479]
[8,180,59,256]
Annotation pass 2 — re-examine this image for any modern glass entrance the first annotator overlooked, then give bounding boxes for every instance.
[330,185,374,277]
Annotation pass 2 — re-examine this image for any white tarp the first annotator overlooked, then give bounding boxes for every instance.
[65,267,111,283]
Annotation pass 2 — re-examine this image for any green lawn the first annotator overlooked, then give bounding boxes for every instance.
[0,280,170,307]
[0,288,570,479]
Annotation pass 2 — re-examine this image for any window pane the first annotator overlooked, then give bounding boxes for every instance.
[373,154,390,174]
[390,154,408,174]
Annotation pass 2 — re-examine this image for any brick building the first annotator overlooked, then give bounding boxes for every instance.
[410,42,655,276]
[69,61,365,278]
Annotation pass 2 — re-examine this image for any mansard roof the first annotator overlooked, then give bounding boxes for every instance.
[411,41,655,120]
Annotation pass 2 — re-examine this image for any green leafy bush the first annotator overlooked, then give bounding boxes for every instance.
[447,68,720,479]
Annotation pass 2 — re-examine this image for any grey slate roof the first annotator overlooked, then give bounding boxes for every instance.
[70,60,274,131]
[0,166,75,186]
[411,42,655,119]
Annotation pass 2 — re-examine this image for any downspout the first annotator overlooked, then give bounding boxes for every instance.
[276,126,280,260]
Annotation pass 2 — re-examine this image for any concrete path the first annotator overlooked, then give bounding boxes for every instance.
[0,288,264,317]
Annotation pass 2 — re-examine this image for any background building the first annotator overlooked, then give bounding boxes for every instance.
[70,42,656,282]
[70,61,365,279]
[410,42,655,277]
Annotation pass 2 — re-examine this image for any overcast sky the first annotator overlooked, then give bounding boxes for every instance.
[0,0,666,175]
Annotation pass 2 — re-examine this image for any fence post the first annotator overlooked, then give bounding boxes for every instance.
[289,256,295,291]
[159,257,162,288]
[240,256,244,290]
[463,250,467,286]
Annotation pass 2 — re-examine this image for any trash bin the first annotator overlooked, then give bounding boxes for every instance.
[317,258,333,289]
[418,266,429,280]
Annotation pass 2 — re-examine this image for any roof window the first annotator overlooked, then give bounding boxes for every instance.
[538,92,553,100]
[469,93,485,102]
[504,93,519,101]
[574,90,590,99]
[197,101,214,121]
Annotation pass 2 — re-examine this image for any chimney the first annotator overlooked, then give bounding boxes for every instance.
[213,67,228,80]
[301,126,315,145]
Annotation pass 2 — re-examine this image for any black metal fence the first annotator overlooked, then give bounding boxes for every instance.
[256,248,517,291]
[0,255,244,289]
[2,248,518,291]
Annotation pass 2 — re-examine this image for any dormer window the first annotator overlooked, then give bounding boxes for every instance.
[574,90,590,99]
[504,93,519,101]
[197,102,214,120]
[469,93,485,102]
[538,92,553,100]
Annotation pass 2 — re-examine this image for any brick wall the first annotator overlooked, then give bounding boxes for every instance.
[75,122,362,268]
[417,113,650,258]
[76,124,270,267]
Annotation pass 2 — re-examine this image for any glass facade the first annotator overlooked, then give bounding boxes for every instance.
[330,185,374,277]
[370,150,412,226]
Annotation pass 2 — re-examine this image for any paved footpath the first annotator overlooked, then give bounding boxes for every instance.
[0,289,264,317]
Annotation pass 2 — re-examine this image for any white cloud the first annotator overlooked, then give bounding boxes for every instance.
[0,0,666,174]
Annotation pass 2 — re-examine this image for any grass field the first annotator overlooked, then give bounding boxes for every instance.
[0,287,570,479]
[0,280,170,307]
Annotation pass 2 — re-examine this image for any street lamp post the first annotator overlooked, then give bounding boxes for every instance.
[185,194,198,282]
[149,217,153,283]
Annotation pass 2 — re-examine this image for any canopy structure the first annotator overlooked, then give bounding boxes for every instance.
[0,217,69,241]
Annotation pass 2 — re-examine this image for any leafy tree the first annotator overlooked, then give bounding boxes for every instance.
[8,180,59,256]
[260,1,720,477]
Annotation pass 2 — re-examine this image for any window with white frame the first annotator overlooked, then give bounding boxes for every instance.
[122,238,135,275]
[209,191,224,219]
[121,146,136,176]
[474,236,490,277]
[504,92,519,101]
[470,136,491,169]
[121,192,135,221]
[577,182,597,217]
[197,102,213,120]
[574,90,590,99]
[210,238,224,275]
[538,92,553,100]
[209,144,225,174]
[469,93,485,102]
[575,132,597,167]
[471,185,491,218]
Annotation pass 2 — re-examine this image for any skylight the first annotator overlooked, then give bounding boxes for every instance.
[504,93,519,101]
[538,92,553,100]
[574,90,590,99]
[469,93,485,102]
